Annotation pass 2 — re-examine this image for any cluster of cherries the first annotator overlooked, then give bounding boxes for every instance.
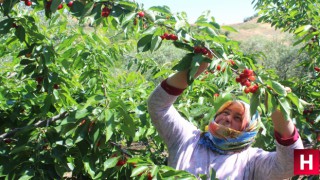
[193,46,210,56]
[160,33,178,41]
[235,69,259,94]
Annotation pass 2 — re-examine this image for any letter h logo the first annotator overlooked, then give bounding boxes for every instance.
[294,149,319,175]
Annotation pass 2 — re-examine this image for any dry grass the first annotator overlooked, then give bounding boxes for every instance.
[227,17,293,43]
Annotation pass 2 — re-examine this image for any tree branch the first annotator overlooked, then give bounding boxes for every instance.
[0,111,69,140]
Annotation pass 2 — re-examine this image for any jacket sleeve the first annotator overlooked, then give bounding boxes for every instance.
[147,84,198,150]
[250,136,304,179]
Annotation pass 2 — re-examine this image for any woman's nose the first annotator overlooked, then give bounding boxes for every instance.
[224,115,231,123]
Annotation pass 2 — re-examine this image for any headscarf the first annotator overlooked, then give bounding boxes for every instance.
[198,100,261,155]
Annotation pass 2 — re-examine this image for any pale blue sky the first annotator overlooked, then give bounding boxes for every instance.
[135,0,257,25]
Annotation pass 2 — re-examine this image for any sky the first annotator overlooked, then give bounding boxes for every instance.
[134,0,257,25]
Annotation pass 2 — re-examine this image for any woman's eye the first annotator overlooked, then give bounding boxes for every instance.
[222,111,229,115]
[234,117,242,122]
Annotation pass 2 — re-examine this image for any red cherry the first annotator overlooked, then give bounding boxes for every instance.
[169,34,178,41]
[216,64,221,71]
[147,173,153,180]
[36,77,43,84]
[25,0,32,6]
[116,160,126,166]
[314,67,320,72]
[57,4,63,10]
[243,69,253,77]
[244,87,251,94]
[4,138,12,144]
[250,84,259,93]
[67,1,73,7]
[248,76,256,81]
[201,48,208,55]
[101,7,110,17]
[53,84,59,89]
[228,59,235,66]
[137,11,145,18]
[12,23,18,28]
[214,93,219,97]
[193,46,202,54]
[244,80,251,87]
[164,33,170,40]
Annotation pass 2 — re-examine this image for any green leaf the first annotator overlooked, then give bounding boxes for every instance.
[173,41,194,52]
[172,53,193,71]
[80,2,94,22]
[150,165,159,177]
[310,91,320,97]
[18,174,33,180]
[213,93,233,112]
[103,157,120,170]
[20,59,35,65]
[150,35,162,52]
[121,12,136,26]
[57,34,79,51]
[131,166,149,177]
[75,109,88,119]
[221,25,238,32]
[250,92,260,117]
[294,25,312,34]
[143,26,158,35]
[196,22,218,31]
[269,81,287,96]
[69,1,85,17]
[149,6,172,16]
[287,93,304,114]
[14,26,26,42]
[278,97,291,121]
[22,64,36,74]
[270,95,278,113]
[118,1,137,10]
[10,146,31,155]
[50,0,63,13]
[187,54,203,85]
[0,18,14,35]
[118,106,136,137]
[83,156,95,178]
[104,110,114,142]
[137,34,153,52]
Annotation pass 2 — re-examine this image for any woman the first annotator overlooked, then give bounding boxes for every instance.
[147,62,304,179]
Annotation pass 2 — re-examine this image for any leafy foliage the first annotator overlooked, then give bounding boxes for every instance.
[0,0,319,179]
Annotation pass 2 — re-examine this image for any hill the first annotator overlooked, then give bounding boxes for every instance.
[227,17,292,43]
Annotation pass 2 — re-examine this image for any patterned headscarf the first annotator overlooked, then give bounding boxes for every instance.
[198,100,261,154]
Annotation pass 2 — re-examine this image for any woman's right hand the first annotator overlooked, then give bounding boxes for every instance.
[166,62,210,89]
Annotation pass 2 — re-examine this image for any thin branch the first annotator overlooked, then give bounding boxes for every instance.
[0,111,69,140]
[110,141,132,157]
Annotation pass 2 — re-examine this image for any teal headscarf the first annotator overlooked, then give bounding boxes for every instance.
[198,100,261,155]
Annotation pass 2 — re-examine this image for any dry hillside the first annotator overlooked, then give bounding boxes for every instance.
[227,17,293,43]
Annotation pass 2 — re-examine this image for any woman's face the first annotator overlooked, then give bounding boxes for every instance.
[214,102,245,131]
